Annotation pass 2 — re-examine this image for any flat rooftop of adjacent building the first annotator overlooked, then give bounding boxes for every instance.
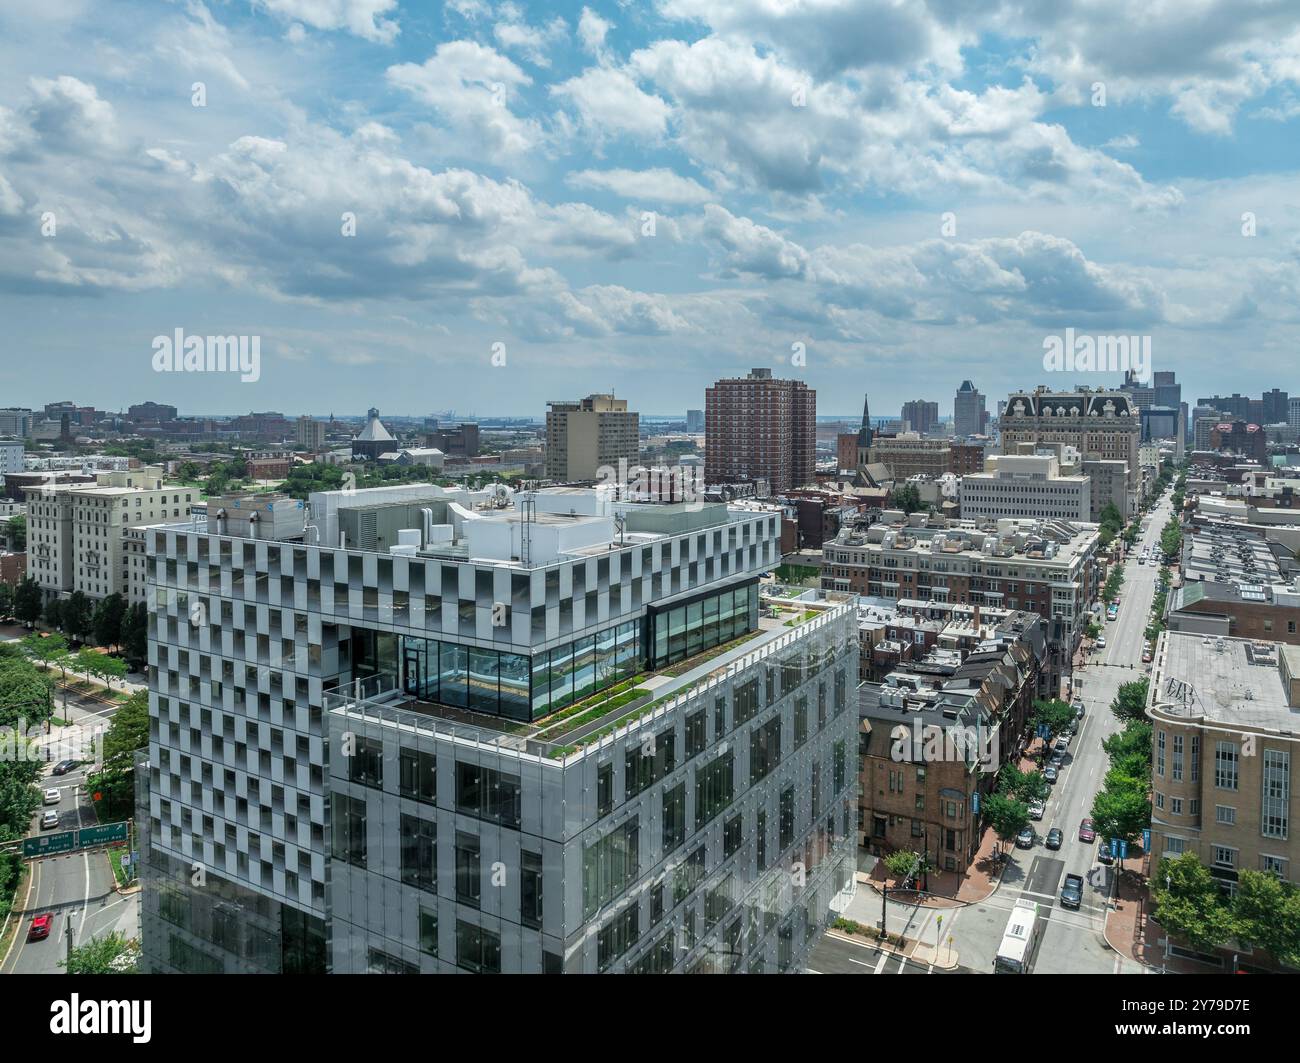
[1157,631,1300,732]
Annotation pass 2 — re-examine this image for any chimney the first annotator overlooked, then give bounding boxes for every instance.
[973,604,981,631]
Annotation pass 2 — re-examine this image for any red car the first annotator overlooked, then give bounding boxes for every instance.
[28,913,53,941]
[1078,818,1096,843]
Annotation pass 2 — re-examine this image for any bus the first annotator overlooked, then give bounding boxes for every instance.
[993,900,1041,974]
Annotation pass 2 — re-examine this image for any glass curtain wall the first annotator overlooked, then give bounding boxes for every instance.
[646,580,758,671]
[360,619,640,723]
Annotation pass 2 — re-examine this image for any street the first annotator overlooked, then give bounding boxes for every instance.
[1,628,140,975]
[817,489,1173,974]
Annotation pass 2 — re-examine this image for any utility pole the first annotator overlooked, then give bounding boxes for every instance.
[65,914,75,970]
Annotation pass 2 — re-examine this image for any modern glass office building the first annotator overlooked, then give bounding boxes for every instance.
[138,486,791,974]
[349,579,761,723]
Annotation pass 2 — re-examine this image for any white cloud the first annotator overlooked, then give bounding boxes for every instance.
[252,0,399,44]
[26,76,118,152]
[493,12,567,68]
[578,7,613,61]
[566,167,712,204]
[552,66,671,140]
[387,41,541,160]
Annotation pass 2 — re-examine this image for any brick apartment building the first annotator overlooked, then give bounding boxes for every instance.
[857,610,1046,869]
[705,369,816,495]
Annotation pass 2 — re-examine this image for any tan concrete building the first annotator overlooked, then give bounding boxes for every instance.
[27,467,195,602]
[868,435,951,480]
[1148,631,1299,891]
[545,394,639,482]
[960,454,1091,522]
[1001,388,1139,516]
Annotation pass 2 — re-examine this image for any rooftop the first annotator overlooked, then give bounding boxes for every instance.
[1152,631,1300,734]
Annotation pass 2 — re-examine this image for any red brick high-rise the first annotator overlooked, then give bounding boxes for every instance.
[705,368,816,495]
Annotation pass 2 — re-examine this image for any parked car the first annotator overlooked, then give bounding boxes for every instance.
[1015,826,1035,849]
[1028,799,1045,821]
[1060,873,1084,910]
[1095,636,1107,649]
[40,810,60,830]
[1142,648,1153,663]
[1056,734,1070,750]
[42,788,60,805]
[1097,843,1115,865]
[1051,748,1067,766]
[51,760,80,776]
[27,913,53,941]
[1044,765,1059,783]
[1073,701,1085,719]
[1079,818,1096,842]
[1045,828,1064,850]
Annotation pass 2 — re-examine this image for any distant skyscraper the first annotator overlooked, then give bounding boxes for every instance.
[1262,388,1289,424]
[953,381,986,439]
[545,394,639,482]
[705,368,815,494]
[900,399,939,435]
[1289,397,1300,430]
[686,409,704,433]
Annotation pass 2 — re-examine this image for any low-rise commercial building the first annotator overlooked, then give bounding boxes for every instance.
[1147,632,1300,895]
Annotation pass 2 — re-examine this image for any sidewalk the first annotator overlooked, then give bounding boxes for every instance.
[1103,859,1284,975]
[858,820,1008,907]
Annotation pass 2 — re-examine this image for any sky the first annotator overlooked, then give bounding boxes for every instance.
[2,0,1300,418]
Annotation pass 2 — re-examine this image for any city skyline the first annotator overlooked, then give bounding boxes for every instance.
[5,3,1300,413]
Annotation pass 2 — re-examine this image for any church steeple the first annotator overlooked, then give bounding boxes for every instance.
[857,393,873,448]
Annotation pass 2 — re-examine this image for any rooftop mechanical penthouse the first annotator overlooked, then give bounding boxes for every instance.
[138,483,858,973]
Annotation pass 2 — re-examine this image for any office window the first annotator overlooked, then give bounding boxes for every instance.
[582,819,640,919]
[330,794,366,868]
[779,787,795,850]
[455,831,481,908]
[367,948,418,975]
[597,762,614,817]
[724,813,742,858]
[695,749,734,831]
[749,716,782,784]
[597,905,640,972]
[756,808,768,871]
[1171,734,1183,782]
[456,761,521,827]
[1215,742,1239,791]
[456,921,501,974]
[794,697,808,748]
[418,909,438,956]
[1156,730,1165,777]
[398,747,436,804]
[521,850,544,930]
[400,815,436,894]
[1212,846,1237,870]
[1190,735,1200,783]
[663,783,686,853]
[1215,805,1236,825]
[1262,749,1290,840]
[685,710,707,758]
[348,736,384,788]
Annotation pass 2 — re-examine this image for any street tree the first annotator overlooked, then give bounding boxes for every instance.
[985,792,1029,855]
[61,591,93,644]
[1110,680,1150,724]
[1152,853,1235,955]
[92,593,127,651]
[1031,698,1075,744]
[59,932,139,974]
[13,578,43,627]
[1090,783,1150,846]
[1233,870,1300,970]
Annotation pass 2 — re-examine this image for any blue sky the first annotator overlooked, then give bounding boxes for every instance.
[2,0,1300,417]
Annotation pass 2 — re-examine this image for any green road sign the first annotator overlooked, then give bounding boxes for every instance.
[23,831,76,858]
[78,821,128,847]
